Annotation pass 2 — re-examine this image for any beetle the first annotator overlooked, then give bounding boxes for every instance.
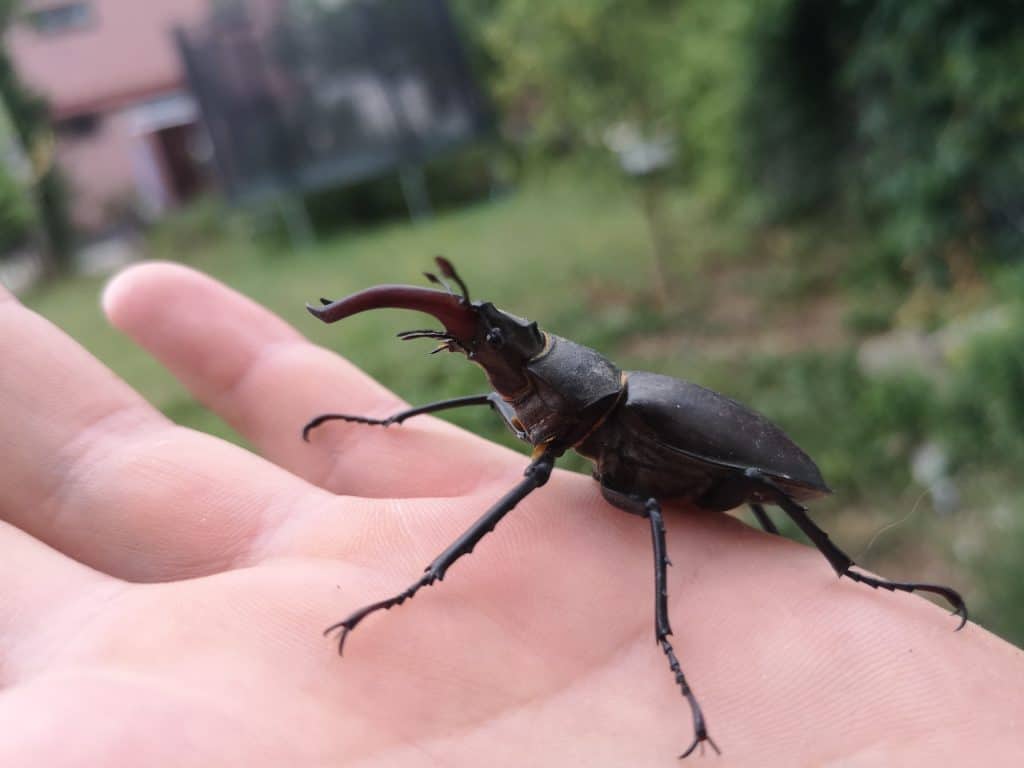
[302,257,967,758]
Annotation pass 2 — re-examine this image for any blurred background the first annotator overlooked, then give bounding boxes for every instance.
[1,0,1023,644]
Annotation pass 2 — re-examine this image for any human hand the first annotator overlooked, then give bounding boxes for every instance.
[1,263,1022,766]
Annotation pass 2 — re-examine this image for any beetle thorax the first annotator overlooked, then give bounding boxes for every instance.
[509,335,624,446]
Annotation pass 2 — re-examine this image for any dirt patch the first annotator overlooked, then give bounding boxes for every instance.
[624,261,850,361]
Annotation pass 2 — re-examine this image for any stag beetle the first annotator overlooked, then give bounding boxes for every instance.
[302,257,966,758]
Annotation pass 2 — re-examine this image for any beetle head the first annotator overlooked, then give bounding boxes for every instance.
[308,258,545,398]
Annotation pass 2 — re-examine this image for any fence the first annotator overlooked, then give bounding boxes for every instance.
[176,0,492,212]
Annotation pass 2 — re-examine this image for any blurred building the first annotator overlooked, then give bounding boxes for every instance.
[6,0,213,233]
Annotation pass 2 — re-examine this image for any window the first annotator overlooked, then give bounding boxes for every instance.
[25,3,93,35]
[55,113,102,139]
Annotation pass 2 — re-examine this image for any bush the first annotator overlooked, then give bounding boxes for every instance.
[303,145,502,234]
[744,0,1024,283]
[460,0,756,200]
[0,159,32,254]
[459,0,1024,285]
[942,308,1024,469]
[0,0,74,270]
[974,506,1024,645]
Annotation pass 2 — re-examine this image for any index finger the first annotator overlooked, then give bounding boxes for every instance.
[103,263,516,498]
[0,279,337,580]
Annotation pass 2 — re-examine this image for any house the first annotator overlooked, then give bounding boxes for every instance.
[6,0,212,232]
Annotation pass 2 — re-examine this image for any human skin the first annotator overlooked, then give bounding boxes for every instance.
[0,263,1022,767]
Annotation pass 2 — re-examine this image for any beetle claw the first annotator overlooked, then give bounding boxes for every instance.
[323,621,353,656]
[678,731,720,760]
[951,600,969,631]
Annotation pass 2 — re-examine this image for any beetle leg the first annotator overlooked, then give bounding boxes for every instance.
[323,450,559,654]
[744,469,968,629]
[749,503,780,535]
[302,393,495,441]
[647,501,720,761]
[605,489,719,757]
[644,498,720,759]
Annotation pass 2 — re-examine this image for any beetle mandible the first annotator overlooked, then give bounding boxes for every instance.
[302,257,967,758]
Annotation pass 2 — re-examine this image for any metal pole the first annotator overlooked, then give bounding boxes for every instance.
[278,194,314,247]
[398,165,433,221]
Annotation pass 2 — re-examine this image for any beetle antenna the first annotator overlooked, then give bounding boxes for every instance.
[435,256,470,304]
[423,271,455,295]
[396,329,452,342]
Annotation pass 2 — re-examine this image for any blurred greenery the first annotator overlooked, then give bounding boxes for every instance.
[0,152,31,252]
[0,0,74,269]
[458,0,755,204]
[457,0,1024,284]
[975,492,1024,643]
[745,0,1024,287]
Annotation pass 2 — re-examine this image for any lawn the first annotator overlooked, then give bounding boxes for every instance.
[19,168,1023,644]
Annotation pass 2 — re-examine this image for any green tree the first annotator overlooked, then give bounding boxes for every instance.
[744,0,1024,285]
[460,1,756,303]
[0,0,73,271]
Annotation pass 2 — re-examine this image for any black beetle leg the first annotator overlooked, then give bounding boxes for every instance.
[749,503,780,535]
[604,489,719,758]
[745,469,968,630]
[324,450,558,654]
[645,499,720,759]
[302,393,494,441]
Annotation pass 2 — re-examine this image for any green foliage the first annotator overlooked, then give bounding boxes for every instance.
[0,0,74,268]
[146,195,253,259]
[477,1,685,143]
[0,153,32,253]
[461,0,755,201]
[844,2,1024,270]
[457,0,1024,281]
[744,0,1024,282]
[742,0,852,219]
[943,309,1024,468]
[35,165,73,260]
[974,503,1024,645]
[302,146,501,234]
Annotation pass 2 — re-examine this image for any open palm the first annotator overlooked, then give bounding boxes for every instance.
[1,263,1021,767]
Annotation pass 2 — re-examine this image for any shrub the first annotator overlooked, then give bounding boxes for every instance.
[744,0,1024,283]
